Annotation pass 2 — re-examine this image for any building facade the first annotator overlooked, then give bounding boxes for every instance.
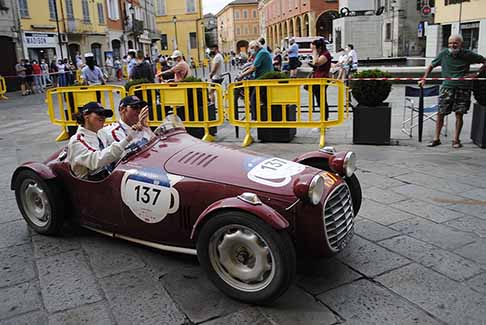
[333,0,433,58]
[216,0,259,54]
[203,13,217,48]
[262,0,339,51]
[155,0,205,62]
[0,0,22,89]
[426,0,485,63]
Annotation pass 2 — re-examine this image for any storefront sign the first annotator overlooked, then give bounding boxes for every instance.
[23,32,57,47]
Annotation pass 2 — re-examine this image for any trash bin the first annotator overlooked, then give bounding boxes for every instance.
[256,87,296,142]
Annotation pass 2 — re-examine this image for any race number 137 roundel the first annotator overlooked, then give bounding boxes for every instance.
[121,168,182,223]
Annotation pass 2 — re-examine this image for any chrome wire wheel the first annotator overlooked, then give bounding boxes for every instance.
[19,178,51,228]
[208,224,276,293]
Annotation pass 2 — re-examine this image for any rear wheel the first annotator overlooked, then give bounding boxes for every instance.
[196,211,295,305]
[14,170,64,235]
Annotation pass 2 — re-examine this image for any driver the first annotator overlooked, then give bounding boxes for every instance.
[67,102,133,179]
[99,95,154,148]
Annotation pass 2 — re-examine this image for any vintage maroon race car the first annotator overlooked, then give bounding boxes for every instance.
[11,116,361,304]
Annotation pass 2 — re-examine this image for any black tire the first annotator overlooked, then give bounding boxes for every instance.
[14,169,64,235]
[196,211,296,305]
[344,174,362,216]
[301,158,362,215]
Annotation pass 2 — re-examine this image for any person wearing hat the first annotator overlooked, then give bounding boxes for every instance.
[67,102,133,179]
[81,53,105,85]
[99,95,154,148]
[157,50,191,82]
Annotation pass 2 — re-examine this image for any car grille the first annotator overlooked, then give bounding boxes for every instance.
[323,183,354,251]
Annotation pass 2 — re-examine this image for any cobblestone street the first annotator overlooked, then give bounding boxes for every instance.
[0,87,485,324]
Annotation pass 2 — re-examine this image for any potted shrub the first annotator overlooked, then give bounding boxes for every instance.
[256,71,297,142]
[179,76,217,139]
[350,69,392,145]
[471,70,486,148]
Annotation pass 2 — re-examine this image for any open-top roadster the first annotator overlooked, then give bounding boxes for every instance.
[11,116,361,304]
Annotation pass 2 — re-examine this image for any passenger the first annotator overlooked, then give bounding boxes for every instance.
[99,95,154,147]
[67,102,133,179]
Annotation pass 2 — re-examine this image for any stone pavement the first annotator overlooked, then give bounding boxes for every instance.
[0,85,485,325]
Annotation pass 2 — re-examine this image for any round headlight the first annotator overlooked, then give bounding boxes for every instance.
[308,175,325,205]
[343,152,356,177]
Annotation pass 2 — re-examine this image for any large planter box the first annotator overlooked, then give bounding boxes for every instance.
[353,103,391,145]
[471,102,486,148]
[256,86,296,143]
[257,104,297,142]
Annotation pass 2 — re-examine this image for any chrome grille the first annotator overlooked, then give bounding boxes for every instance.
[323,183,354,251]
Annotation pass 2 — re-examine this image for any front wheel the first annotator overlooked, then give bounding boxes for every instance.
[196,211,296,305]
[14,170,64,235]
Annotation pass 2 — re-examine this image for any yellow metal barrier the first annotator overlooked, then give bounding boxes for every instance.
[0,76,7,100]
[128,82,224,142]
[227,78,346,148]
[46,85,126,141]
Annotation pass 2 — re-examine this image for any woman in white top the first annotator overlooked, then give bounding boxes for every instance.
[67,102,133,179]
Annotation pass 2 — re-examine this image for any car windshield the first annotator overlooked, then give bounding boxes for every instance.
[154,114,186,136]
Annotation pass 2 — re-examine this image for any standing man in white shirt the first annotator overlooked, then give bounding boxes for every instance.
[209,45,224,104]
[345,44,358,76]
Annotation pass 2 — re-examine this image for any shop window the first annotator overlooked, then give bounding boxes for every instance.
[97,3,105,24]
[91,43,102,66]
[82,0,90,23]
[19,0,29,17]
[441,24,451,48]
[461,22,479,52]
[189,32,197,49]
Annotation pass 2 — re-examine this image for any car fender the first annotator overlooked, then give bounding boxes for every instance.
[293,151,332,169]
[11,162,57,190]
[190,197,290,240]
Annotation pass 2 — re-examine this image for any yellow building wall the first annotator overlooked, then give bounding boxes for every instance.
[217,4,259,54]
[20,0,107,34]
[156,0,205,62]
[435,0,486,24]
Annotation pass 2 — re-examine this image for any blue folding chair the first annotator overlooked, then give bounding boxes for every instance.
[401,85,447,138]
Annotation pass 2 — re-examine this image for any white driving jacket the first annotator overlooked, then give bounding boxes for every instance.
[67,126,129,179]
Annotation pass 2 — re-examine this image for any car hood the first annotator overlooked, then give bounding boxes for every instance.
[164,143,318,197]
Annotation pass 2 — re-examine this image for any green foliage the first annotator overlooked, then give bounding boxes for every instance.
[473,70,486,105]
[350,69,392,107]
[124,78,150,91]
[181,76,203,82]
[257,71,289,80]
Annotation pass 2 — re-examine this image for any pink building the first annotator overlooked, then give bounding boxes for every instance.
[262,0,338,49]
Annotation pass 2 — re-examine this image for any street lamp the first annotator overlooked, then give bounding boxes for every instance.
[129,5,136,50]
[173,15,178,50]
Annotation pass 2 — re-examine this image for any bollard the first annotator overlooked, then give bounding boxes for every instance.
[418,85,424,142]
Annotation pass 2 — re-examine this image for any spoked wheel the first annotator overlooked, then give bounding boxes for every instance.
[14,170,64,235]
[197,211,295,305]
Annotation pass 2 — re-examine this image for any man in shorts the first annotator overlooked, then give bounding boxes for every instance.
[287,38,299,78]
[420,34,486,148]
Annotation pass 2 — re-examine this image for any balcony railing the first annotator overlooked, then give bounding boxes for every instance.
[124,19,144,34]
[65,18,106,34]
